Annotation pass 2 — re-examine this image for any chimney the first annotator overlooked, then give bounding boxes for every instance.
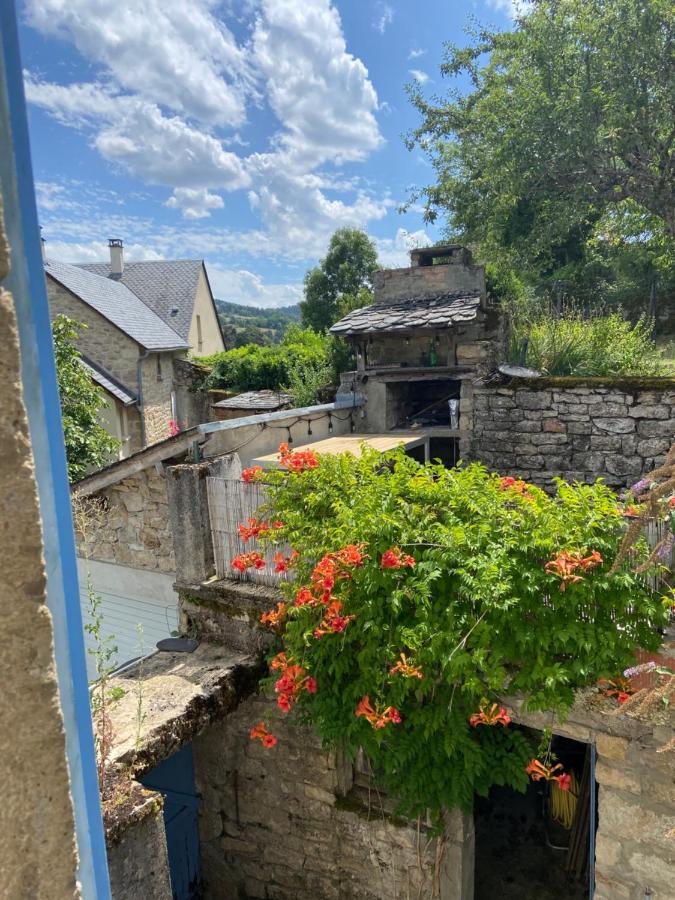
[108,238,124,276]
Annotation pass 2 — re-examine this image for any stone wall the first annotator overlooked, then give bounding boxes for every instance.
[107,796,172,900]
[75,466,174,574]
[472,378,675,489]
[173,357,212,428]
[509,687,675,900]
[373,260,486,304]
[47,276,141,391]
[1,227,79,897]
[193,692,473,900]
[140,351,178,445]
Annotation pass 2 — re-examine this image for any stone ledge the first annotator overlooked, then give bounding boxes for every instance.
[108,641,262,774]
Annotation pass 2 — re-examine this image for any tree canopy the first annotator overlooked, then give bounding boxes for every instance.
[407,0,675,315]
[53,315,119,480]
[300,228,380,332]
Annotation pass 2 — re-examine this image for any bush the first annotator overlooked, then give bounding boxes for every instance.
[199,326,330,393]
[53,315,120,480]
[508,302,665,376]
[246,449,665,818]
[284,360,333,407]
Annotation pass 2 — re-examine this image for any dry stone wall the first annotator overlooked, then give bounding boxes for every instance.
[141,351,178,445]
[510,692,675,900]
[472,379,675,489]
[76,467,174,573]
[193,692,473,900]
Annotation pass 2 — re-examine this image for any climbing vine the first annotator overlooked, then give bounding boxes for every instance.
[236,445,666,818]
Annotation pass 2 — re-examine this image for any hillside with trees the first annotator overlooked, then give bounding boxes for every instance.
[215,299,300,347]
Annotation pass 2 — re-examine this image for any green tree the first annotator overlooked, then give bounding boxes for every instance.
[300,228,379,332]
[52,315,119,480]
[407,0,675,313]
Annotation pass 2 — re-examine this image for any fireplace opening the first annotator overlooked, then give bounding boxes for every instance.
[386,379,461,430]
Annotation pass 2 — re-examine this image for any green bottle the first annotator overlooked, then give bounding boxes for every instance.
[428,340,438,367]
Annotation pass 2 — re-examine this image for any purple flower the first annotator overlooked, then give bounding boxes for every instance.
[623,661,657,679]
[630,479,649,496]
[657,532,674,561]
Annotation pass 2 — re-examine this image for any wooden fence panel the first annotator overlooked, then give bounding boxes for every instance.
[206,477,288,587]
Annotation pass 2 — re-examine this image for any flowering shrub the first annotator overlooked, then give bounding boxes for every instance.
[244,445,665,816]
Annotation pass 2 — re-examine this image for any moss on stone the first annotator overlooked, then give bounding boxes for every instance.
[507,375,675,390]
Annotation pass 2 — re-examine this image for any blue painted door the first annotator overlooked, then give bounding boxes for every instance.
[142,744,202,899]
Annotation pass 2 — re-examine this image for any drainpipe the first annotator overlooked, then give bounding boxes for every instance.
[136,348,151,447]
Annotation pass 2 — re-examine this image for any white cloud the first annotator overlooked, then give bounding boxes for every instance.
[409,69,431,85]
[26,0,390,250]
[24,0,254,128]
[372,3,394,34]
[206,267,303,307]
[375,228,432,269]
[25,75,251,192]
[408,48,427,60]
[165,188,225,219]
[42,239,163,264]
[486,0,532,18]
[253,0,382,167]
[246,154,393,258]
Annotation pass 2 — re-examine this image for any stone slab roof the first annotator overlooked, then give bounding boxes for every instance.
[80,259,203,342]
[213,390,292,410]
[330,294,480,336]
[80,355,137,406]
[46,258,189,351]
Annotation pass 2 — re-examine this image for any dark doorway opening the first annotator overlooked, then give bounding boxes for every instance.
[475,734,594,900]
[141,743,203,900]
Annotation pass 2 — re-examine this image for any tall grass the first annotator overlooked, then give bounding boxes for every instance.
[508,298,666,376]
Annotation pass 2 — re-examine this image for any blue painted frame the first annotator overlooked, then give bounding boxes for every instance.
[0,4,111,896]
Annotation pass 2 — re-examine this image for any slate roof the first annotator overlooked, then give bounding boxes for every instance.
[329,294,481,336]
[213,390,292,410]
[80,355,137,406]
[79,259,203,342]
[45,259,189,351]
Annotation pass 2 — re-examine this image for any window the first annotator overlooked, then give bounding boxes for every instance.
[196,314,203,353]
[156,355,163,381]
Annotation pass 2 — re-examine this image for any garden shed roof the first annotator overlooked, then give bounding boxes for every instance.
[213,390,292,411]
[330,294,480,336]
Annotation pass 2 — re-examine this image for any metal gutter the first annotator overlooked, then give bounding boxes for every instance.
[197,397,364,435]
[0,4,111,896]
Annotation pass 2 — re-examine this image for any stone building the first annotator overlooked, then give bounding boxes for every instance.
[45,238,224,457]
[331,244,502,464]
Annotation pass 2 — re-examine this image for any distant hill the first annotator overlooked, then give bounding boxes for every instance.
[215,299,301,347]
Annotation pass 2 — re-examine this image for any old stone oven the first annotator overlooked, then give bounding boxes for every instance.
[331,244,501,464]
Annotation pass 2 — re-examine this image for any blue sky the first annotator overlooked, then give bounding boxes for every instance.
[19,0,516,307]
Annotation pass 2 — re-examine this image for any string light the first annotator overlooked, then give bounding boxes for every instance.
[350,414,356,433]
[287,426,293,444]
[307,420,313,436]
[328,414,333,434]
